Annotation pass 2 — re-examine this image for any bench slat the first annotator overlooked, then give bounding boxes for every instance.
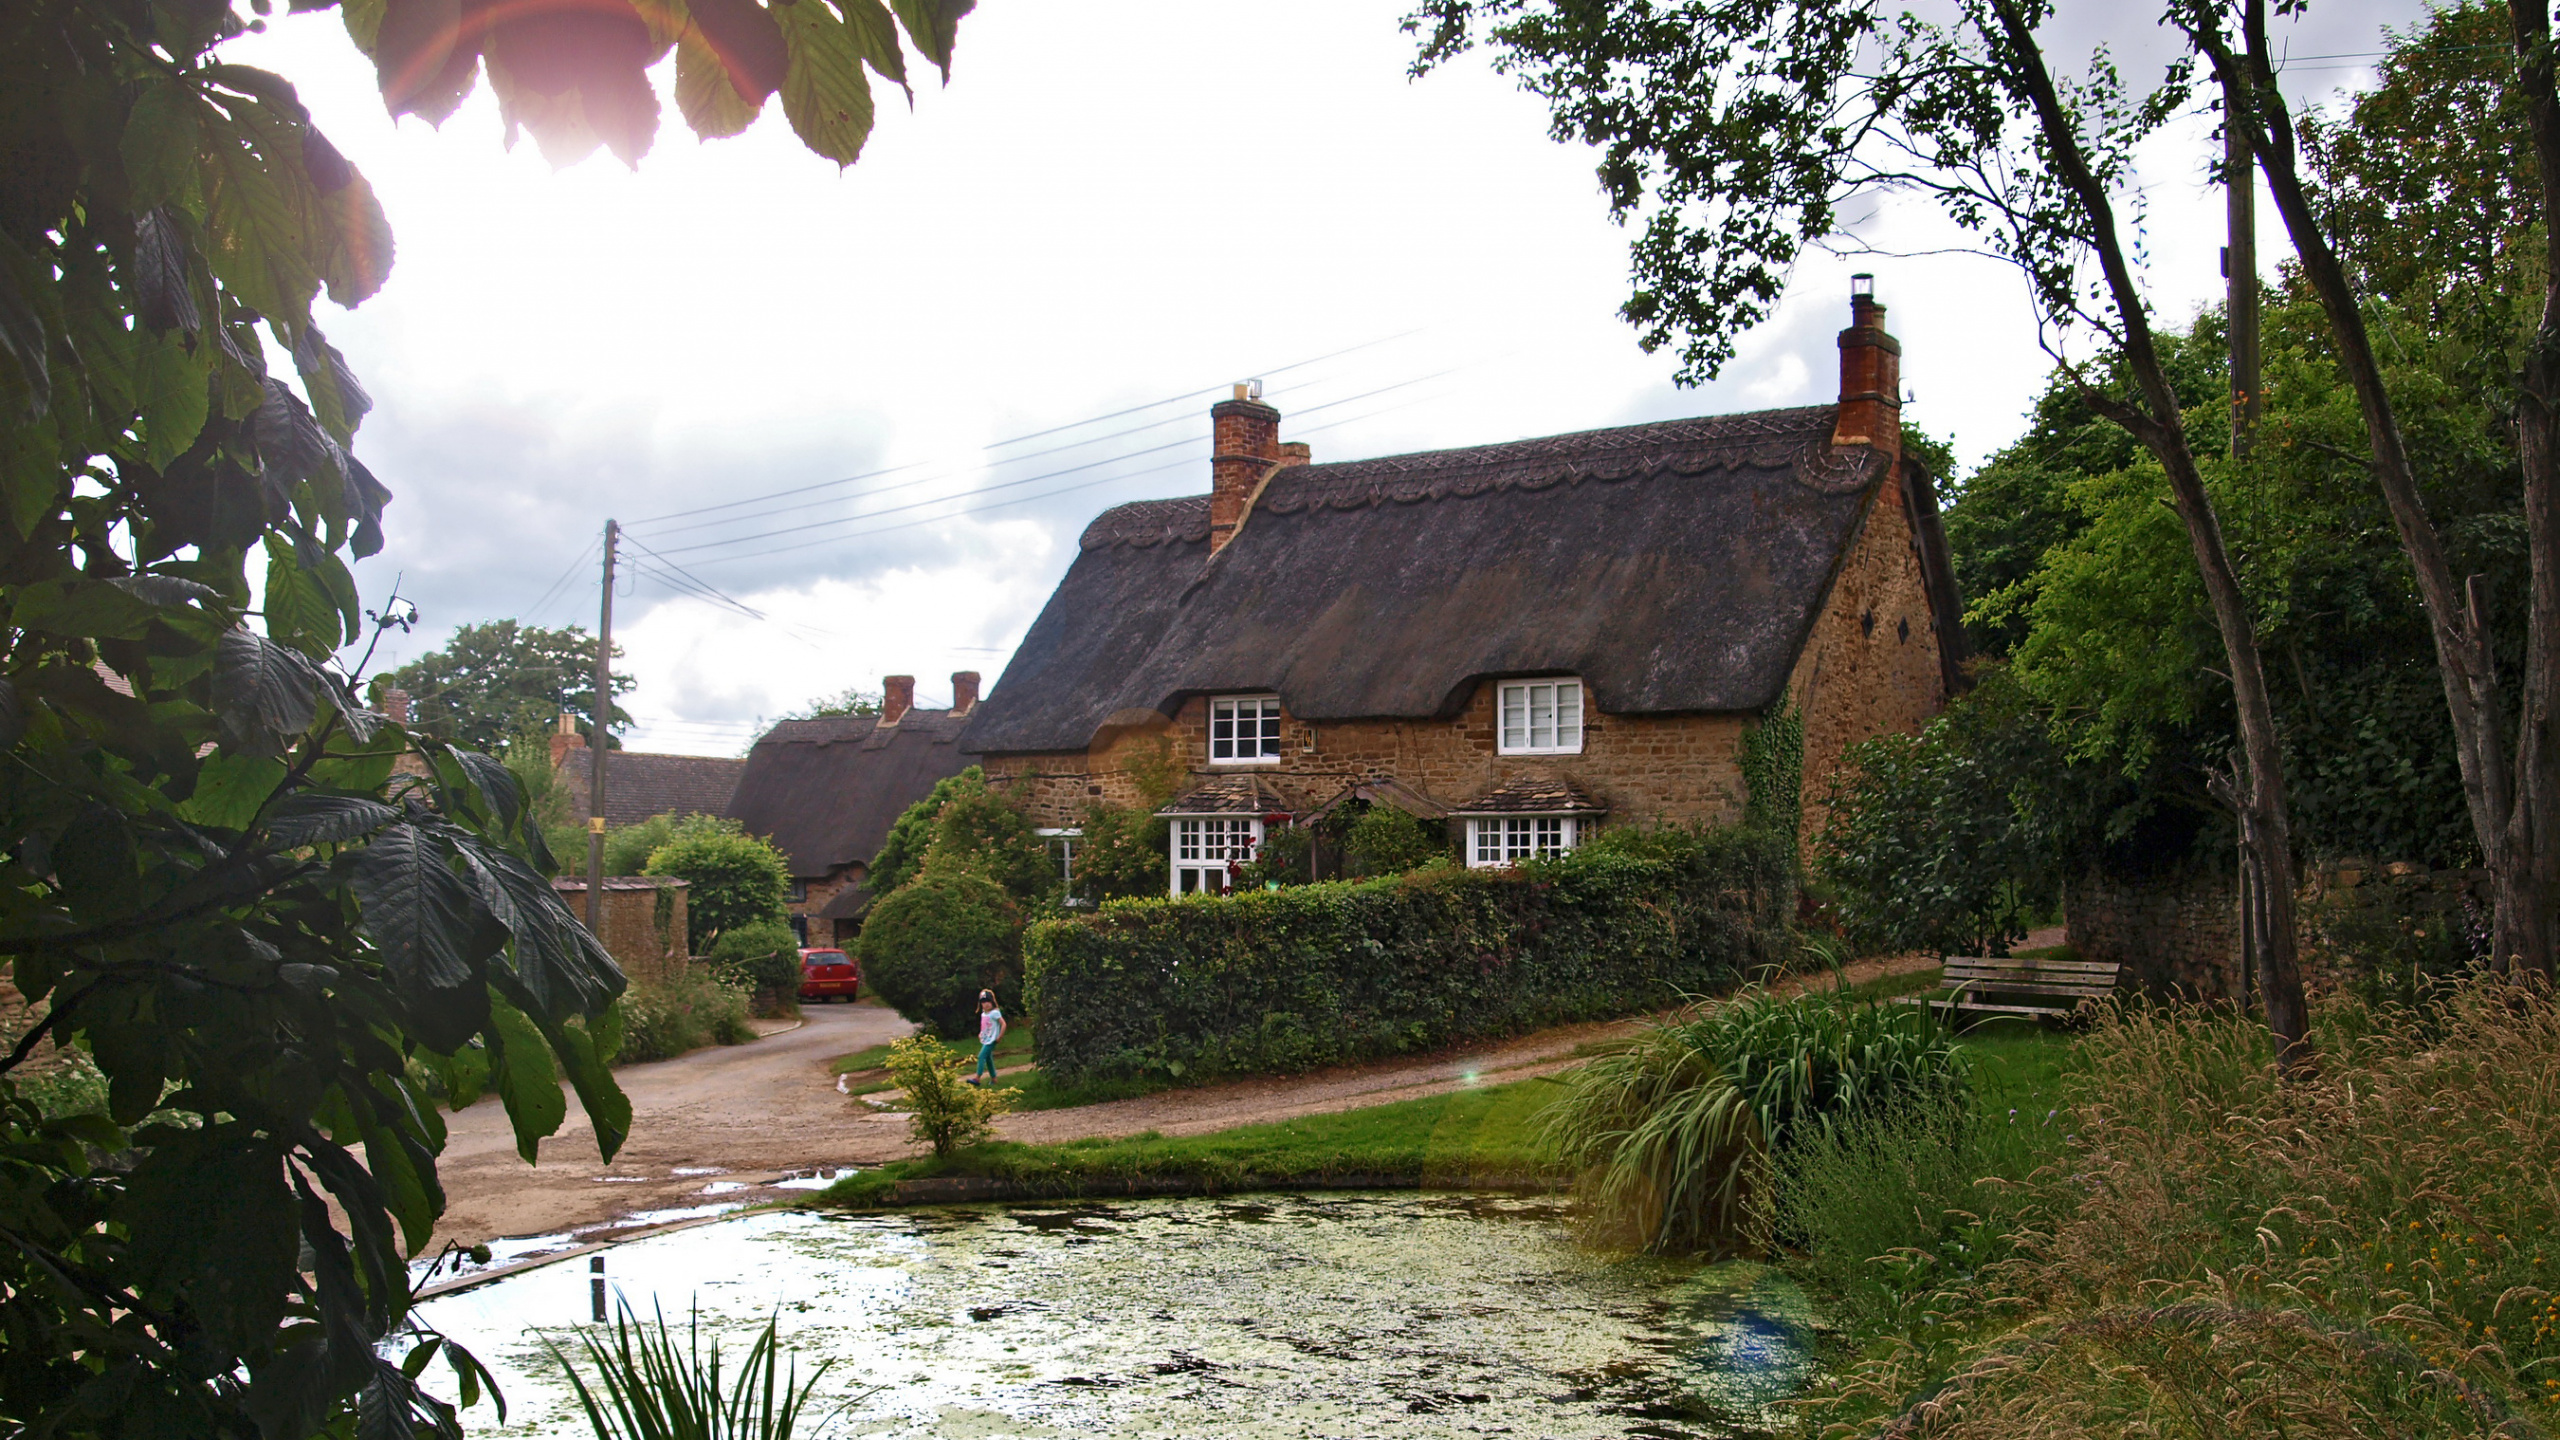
[1928,998,2091,1017]
[1940,980,2119,999]
[1944,957,2121,975]
[1943,967,2119,986]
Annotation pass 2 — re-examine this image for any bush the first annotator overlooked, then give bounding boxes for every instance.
[1541,988,1969,1255]
[640,816,792,950]
[608,970,755,1065]
[1025,827,1794,1086]
[884,1034,1014,1156]
[1069,803,1172,903]
[705,920,802,1010]
[1342,804,1447,876]
[857,869,1024,1039]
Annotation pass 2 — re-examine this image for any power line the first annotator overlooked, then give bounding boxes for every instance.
[980,328,1424,450]
[655,365,1464,563]
[523,537,598,622]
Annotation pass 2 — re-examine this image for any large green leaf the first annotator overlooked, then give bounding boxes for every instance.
[200,98,321,326]
[0,230,55,422]
[318,167,396,308]
[131,209,203,334]
[265,534,340,657]
[122,79,210,216]
[777,0,874,167]
[483,994,567,1164]
[212,625,321,751]
[267,791,399,847]
[131,330,210,468]
[347,822,490,1049]
[835,0,909,92]
[181,752,289,829]
[115,1133,301,1354]
[675,34,763,139]
[887,0,970,79]
[473,842,626,1021]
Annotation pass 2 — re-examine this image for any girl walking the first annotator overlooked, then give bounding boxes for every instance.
[970,989,1005,1086]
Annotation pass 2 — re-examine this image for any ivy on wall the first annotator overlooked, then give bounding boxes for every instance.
[1741,699,1805,840]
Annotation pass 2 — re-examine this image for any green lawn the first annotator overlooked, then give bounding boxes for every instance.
[830,1017,1036,1075]
[821,1075,1562,1206]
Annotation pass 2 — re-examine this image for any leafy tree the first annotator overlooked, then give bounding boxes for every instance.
[1343,804,1448,877]
[868,765,985,898]
[502,720,584,857]
[921,786,1054,901]
[387,619,633,754]
[1413,0,2315,1064]
[857,869,1022,1038]
[640,816,790,950]
[1816,665,2087,956]
[0,0,970,1430]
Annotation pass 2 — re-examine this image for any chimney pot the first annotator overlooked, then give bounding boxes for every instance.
[1208,396,1283,554]
[1832,276,1903,455]
[549,711,586,768]
[951,670,981,715]
[1276,441,1312,468]
[882,675,915,724]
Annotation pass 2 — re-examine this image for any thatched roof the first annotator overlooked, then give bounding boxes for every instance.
[557,750,747,829]
[964,405,1920,755]
[723,709,973,881]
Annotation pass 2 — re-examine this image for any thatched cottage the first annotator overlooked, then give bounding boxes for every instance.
[960,282,1965,893]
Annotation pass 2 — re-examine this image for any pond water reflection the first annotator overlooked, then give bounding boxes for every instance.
[412,1191,1812,1438]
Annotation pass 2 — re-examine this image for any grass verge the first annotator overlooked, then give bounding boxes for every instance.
[821,1076,1560,1207]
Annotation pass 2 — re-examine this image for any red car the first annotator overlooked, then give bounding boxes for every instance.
[798,948,860,1003]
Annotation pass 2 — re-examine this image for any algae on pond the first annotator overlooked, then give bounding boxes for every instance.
[410,1191,1810,1438]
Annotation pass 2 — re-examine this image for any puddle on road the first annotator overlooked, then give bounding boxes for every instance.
[409,1191,1812,1439]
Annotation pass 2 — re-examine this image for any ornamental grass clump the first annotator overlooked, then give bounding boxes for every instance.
[1543,988,1966,1255]
[1803,978,2560,1438]
[546,1300,842,1440]
[884,1034,1013,1157]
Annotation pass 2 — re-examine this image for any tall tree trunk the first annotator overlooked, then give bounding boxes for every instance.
[2188,2,2556,981]
[2506,0,2560,982]
[1989,0,2313,1068]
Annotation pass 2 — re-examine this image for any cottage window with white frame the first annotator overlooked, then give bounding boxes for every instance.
[1497,679,1584,754]
[1170,816,1263,894]
[1466,815,1583,867]
[1208,695,1283,764]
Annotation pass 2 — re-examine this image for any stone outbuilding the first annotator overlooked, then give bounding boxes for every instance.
[723,675,980,946]
[960,282,1967,893]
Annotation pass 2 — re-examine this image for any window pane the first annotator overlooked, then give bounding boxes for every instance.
[1210,700,1235,760]
[1529,684,1556,748]
[1557,683,1583,749]
[1256,698,1281,756]
[1501,686,1526,750]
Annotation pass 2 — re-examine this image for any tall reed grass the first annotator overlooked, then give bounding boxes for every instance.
[1542,988,1968,1255]
[1801,977,2560,1438]
[546,1300,841,1440]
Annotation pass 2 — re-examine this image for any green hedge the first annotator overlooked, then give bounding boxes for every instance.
[1023,828,1794,1086]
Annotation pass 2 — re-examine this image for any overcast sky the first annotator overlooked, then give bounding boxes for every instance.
[222,0,2422,756]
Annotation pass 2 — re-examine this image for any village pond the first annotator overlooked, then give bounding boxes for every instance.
[410,1190,1816,1438]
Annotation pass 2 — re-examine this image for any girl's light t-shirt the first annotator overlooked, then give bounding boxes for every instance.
[979,1008,1003,1046]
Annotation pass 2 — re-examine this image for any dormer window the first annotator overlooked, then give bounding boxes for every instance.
[1497,679,1584,755]
[1209,695,1282,764]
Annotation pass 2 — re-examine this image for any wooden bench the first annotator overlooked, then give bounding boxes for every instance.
[1900,954,2124,1021]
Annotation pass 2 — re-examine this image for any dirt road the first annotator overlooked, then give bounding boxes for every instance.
[428,998,913,1250]
[431,952,1949,1251]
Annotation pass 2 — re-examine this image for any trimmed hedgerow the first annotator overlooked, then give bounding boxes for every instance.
[1024,827,1794,1086]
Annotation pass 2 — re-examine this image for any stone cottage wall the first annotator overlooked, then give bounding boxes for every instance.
[1787,473,1954,848]
[555,879,691,986]
[979,685,1753,831]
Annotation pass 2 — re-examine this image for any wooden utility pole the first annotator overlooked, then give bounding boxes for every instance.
[585,519,617,933]
[2226,68,2262,458]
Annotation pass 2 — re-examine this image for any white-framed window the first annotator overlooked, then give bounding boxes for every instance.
[1497,679,1585,754]
[1208,694,1283,764]
[1035,827,1082,882]
[1466,815,1583,868]
[1170,816,1264,894]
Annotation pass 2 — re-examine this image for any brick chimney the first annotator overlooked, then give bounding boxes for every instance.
[549,711,583,768]
[382,687,411,725]
[882,674,914,724]
[1208,383,1282,554]
[950,670,980,715]
[1831,274,1902,454]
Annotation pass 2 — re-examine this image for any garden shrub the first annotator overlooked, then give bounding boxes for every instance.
[608,969,755,1065]
[704,919,803,1012]
[1540,988,1969,1255]
[639,814,792,950]
[857,869,1024,1039]
[1071,803,1174,903]
[1342,804,1448,876]
[884,1034,1013,1156]
[1025,826,1793,1085]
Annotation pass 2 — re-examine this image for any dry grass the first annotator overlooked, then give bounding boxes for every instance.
[1801,978,2560,1439]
